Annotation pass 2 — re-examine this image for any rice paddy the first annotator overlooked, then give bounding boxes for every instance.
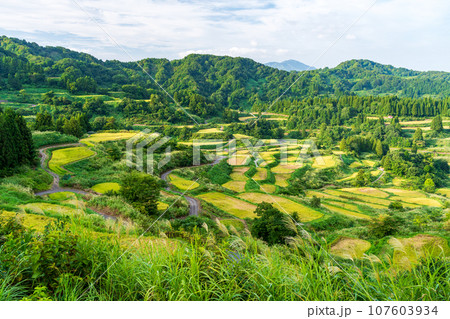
[20,203,83,216]
[92,182,121,194]
[330,237,371,259]
[238,192,323,221]
[383,188,425,198]
[229,167,249,181]
[228,155,251,166]
[259,184,277,193]
[271,164,299,174]
[48,192,76,200]
[324,189,392,206]
[252,168,268,181]
[312,155,336,169]
[340,187,390,198]
[436,188,450,197]
[222,180,247,193]
[322,203,371,220]
[274,173,291,187]
[233,133,253,139]
[80,132,138,146]
[198,192,257,218]
[197,128,222,134]
[168,174,200,191]
[48,146,96,175]
[390,196,441,207]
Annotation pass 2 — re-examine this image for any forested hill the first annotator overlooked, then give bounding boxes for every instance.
[2,35,450,110]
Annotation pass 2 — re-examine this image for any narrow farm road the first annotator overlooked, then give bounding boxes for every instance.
[161,156,225,216]
[35,143,94,197]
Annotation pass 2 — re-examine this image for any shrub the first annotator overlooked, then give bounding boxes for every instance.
[32,131,78,148]
[207,160,232,185]
[388,201,403,210]
[251,202,297,245]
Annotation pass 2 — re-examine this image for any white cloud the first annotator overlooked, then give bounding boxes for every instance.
[0,0,449,70]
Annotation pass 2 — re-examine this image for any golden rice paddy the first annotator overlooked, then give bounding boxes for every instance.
[222,180,247,193]
[312,156,336,169]
[322,203,371,220]
[21,203,83,216]
[92,182,121,194]
[339,187,390,198]
[198,192,257,218]
[238,192,322,221]
[168,174,200,191]
[259,184,277,193]
[80,132,138,146]
[252,168,268,181]
[229,167,249,181]
[49,146,96,175]
[274,173,291,187]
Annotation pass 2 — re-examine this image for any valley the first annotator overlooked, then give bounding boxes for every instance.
[0,36,449,301]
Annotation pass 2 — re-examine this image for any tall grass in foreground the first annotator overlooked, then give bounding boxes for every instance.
[0,217,449,301]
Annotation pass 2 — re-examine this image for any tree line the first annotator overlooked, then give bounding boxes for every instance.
[0,108,35,176]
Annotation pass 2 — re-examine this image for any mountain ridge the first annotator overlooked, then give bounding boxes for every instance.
[265,59,315,71]
[2,35,450,105]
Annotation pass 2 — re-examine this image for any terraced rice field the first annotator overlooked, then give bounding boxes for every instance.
[48,192,76,200]
[168,174,200,191]
[349,162,362,168]
[92,182,121,194]
[49,146,96,175]
[274,173,290,187]
[322,203,371,220]
[21,203,82,216]
[337,172,358,182]
[222,180,247,193]
[197,128,222,134]
[228,155,251,166]
[233,133,253,139]
[252,168,268,181]
[389,234,450,269]
[229,167,249,181]
[390,196,441,207]
[80,132,137,146]
[340,187,390,198]
[371,170,382,177]
[312,155,336,169]
[271,164,299,174]
[437,188,450,197]
[198,192,257,218]
[260,184,277,193]
[259,151,277,166]
[362,160,376,167]
[330,237,371,259]
[383,188,425,198]
[238,193,322,221]
[0,211,55,232]
[322,189,389,209]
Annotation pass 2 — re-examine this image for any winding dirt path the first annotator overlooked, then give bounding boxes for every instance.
[35,143,95,197]
[161,156,225,216]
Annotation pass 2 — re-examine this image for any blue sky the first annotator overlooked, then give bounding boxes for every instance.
[1,0,450,71]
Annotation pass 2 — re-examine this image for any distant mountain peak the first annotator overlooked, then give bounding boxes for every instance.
[265,59,315,71]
